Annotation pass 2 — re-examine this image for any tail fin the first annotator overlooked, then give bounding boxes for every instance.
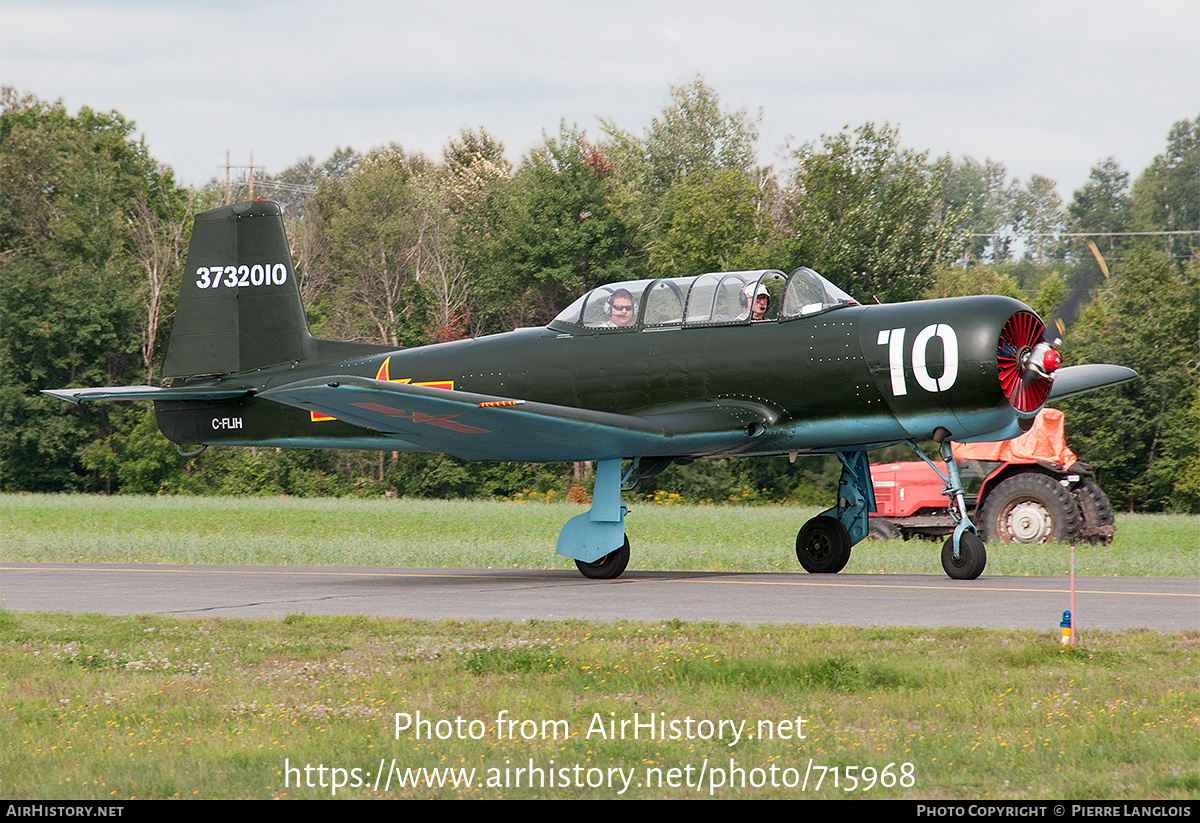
[163,200,315,377]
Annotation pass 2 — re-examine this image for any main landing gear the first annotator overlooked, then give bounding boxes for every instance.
[941,530,986,580]
[795,451,873,574]
[575,536,631,579]
[796,515,852,573]
[557,457,631,580]
[795,437,987,580]
[561,440,987,581]
[558,456,680,579]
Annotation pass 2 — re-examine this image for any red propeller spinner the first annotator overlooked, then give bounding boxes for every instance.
[997,311,1061,413]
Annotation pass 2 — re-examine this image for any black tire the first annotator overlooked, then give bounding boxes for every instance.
[978,472,1080,545]
[575,536,630,579]
[1073,479,1115,544]
[942,531,987,579]
[867,517,898,541]
[796,516,852,573]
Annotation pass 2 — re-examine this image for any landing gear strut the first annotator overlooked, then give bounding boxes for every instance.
[557,457,630,579]
[795,450,873,575]
[907,431,987,580]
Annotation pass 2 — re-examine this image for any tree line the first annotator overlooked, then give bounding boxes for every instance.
[1,81,1196,511]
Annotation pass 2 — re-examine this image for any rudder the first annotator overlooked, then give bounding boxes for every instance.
[163,200,315,378]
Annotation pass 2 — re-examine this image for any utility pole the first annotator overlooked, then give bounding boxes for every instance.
[219,151,263,204]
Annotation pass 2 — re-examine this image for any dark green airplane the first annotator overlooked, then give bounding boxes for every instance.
[46,200,1136,580]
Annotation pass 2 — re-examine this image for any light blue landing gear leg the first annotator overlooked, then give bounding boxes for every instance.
[906,435,987,580]
[795,450,874,574]
[557,458,630,579]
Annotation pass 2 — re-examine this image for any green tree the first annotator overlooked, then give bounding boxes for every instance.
[304,146,448,345]
[1013,174,1066,263]
[78,407,186,494]
[613,74,762,198]
[443,127,511,216]
[601,76,770,278]
[1058,250,1199,512]
[126,193,194,383]
[1067,159,1131,289]
[939,156,1018,264]
[1069,158,1131,236]
[471,124,641,331]
[258,148,363,311]
[783,123,953,303]
[1131,115,1199,263]
[258,147,360,218]
[1031,270,1068,320]
[922,263,1025,302]
[648,168,777,276]
[441,128,512,339]
[0,89,188,491]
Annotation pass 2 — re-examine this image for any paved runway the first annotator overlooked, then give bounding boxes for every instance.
[2,563,1196,632]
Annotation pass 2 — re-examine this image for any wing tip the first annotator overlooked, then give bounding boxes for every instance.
[1047,364,1138,400]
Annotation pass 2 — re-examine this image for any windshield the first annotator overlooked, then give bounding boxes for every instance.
[780,267,858,318]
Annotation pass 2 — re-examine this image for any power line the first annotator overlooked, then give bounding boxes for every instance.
[250,179,318,195]
[968,231,1200,238]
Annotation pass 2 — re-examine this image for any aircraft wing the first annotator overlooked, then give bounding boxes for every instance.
[1046,364,1137,400]
[258,376,779,462]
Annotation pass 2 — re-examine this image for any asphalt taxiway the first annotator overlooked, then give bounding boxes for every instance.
[2,563,1196,632]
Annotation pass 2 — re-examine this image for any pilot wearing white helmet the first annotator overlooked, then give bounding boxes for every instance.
[741,281,770,321]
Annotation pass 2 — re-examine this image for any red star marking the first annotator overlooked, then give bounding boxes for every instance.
[349,402,489,434]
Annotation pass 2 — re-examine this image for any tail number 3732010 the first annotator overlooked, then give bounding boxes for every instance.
[195,264,289,289]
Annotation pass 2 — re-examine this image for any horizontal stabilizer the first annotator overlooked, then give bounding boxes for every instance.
[1046,364,1137,400]
[42,385,251,405]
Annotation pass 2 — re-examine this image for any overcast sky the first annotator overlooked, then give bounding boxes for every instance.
[2,0,1197,199]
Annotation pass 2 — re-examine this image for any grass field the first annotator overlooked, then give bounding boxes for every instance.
[1,611,1196,800]
[2,493,1198,576]
[2,494,1197,799]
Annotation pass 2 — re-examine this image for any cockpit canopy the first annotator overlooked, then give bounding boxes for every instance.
[548,268,858,333]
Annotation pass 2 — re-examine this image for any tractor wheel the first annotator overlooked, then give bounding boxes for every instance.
[978,472,1080,545]
[1073,479,1116,544]
[867,517,898,540]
